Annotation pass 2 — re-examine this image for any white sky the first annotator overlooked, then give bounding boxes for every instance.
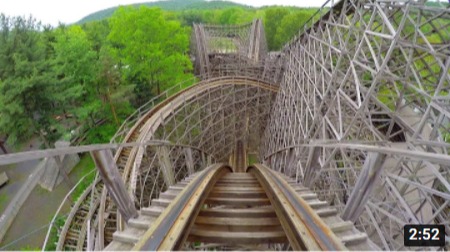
[0,0,325,27]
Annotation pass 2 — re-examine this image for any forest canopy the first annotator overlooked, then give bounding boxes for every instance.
[0,1,317,148]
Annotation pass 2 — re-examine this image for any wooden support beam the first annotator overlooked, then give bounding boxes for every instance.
[156,146,175,187]
[53,154,74,189]
[233,140,246,173]
[341,152,386,222]
[91,149,138,222]
[184,148,195,175]
[304,147,321,187]
[286,148,296,177]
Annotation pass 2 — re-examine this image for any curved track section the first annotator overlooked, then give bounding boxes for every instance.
[59,77,278,249]
[58,1,450,250]
[57,110,149,250]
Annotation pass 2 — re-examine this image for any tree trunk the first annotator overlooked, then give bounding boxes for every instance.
[0,141,7,154]
[107,75,120,127]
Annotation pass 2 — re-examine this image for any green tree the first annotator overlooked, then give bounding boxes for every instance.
[53,25,99,126]
[82,20,110,53]
[274,11,311,49]
[95,47,123,126]
[178,10,205,26]
[264,8,289,50]
[0,14,61,147]
[218,8,244,24]
[108,7,192,107]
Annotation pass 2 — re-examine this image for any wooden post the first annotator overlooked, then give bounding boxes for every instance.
[207,155,212,166]
[184,148,195,175]
[91,149,138,222]
[286,148,296,177]
[156,146,175,187]
[233,140,246,173]
[53,155,74,189]
[201,152,207,168]
[341,152,386,222]
[304,147,321,187]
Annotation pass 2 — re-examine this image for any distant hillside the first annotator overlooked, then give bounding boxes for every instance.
[77,0,252,24]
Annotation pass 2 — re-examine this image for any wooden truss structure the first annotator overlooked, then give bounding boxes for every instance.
[24,0,448,250]
[263,0,450,250]
[191,19,284,83]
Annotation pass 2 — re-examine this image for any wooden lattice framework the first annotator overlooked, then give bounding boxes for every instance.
[48,1,450,250]
[263,0,450,250]
[191,19,284,83]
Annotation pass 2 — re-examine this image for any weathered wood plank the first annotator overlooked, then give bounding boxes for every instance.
[187,228,288,244]
[198,207,277,218]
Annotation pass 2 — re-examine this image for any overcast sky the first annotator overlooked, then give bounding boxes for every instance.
[0,0,326,26]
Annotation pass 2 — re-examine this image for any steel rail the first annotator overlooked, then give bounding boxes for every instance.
[249,164,347,251]
[133,164,232,251]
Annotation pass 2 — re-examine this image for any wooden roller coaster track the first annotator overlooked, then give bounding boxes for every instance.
[56,77,278,250]
[105,163,378,251]
[0,0,448,250]
[55,0,450,249]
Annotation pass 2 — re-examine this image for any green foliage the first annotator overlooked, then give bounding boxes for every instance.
[0,193,8,207]
[77,0,252,24]
[273,10,314,50]
[53,25,99,124]
[83,122,118,144]
[377,85,397,111]
[77,1,318,52]
[81,20,110,52]
[247,154,258,165]
[71,154,96,200]
[18,245,41,251]
[264,8,289,50]
[0,13,136,147]
[0,14,61,147]
[44,215,66,251]
[108,6,193,107]
[218,7,245,24]
[0,3,325,150]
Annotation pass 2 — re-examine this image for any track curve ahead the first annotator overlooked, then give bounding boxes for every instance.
[58,76,278,250]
